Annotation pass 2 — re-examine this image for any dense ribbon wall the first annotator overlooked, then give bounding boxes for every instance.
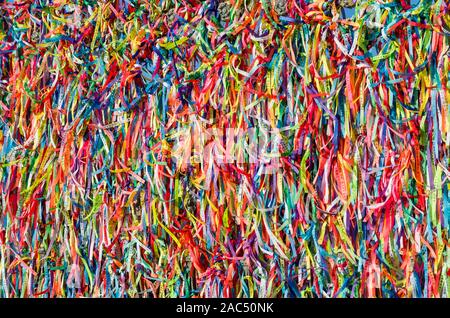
[0,0,449,298]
